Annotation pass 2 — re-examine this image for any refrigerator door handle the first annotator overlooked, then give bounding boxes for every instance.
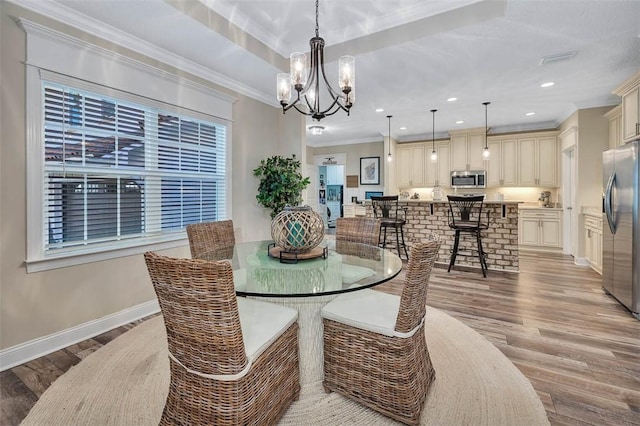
[604,172,616,234]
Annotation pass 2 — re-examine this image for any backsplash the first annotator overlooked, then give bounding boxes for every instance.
[400,186,560,207]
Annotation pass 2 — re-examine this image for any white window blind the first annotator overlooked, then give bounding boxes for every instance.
[43,81,227,254]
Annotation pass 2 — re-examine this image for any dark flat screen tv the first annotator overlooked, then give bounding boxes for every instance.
[365,191,383,199]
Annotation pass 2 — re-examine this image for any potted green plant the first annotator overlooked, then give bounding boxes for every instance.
[253,154,311,219]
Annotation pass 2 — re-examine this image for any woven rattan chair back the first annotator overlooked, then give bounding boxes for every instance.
[144,251,247,375]
[186,219,235,259]
[335,217,381,246]
[395,232,441,333]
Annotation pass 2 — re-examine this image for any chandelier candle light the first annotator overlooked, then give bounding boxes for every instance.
[430,109,438,163]
[277,0,355,121]
[483,101,490,160]
[387,115,393,162]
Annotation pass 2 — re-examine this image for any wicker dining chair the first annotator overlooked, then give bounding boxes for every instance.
[186,219,235,259]
[144,251,300,425]
[335,217,382,260]
[321,232,441,425]
[335,217,381,246]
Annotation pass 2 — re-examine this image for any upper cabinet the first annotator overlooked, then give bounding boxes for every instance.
[396,143,426,188]
[518,135,558,187]
[486,138,517,187]
[613,71,640,144]
[449,128,485,171]
[604,105,623,150]
[326,165,344,185]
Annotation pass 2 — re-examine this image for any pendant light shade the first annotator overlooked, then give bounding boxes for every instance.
[482,102,490,160]
[430,109,438,163]
[387,115,393,162]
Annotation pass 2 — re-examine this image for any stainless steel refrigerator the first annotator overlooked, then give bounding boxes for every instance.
[602,140,640,319]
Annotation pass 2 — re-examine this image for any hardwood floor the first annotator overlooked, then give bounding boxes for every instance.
[2,252,639,425]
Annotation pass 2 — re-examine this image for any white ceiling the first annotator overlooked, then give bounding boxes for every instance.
[16,0,640,146]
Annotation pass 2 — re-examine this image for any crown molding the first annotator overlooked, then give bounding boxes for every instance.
[9,0,275,107]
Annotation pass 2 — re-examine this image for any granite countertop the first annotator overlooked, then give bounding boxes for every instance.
[397,199,523,204]
[582,206,604,217]
[518,206,563,211]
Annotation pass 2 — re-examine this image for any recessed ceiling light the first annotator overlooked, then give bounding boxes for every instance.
[540,82,555,88]
[456,120,464,124]
[375,108,384,112]
[525,112,536,116]
[399,126,407,130]
[447,97,457,102]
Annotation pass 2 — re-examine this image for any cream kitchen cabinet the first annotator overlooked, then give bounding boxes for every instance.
[584,214,603,274]
[519,208,562,251]
[517,135,558,187]
[614,71,640,144]
[449,129,485,171]
[396,143,426,188]
[425,141,451,188]
[605,105,623,150]
[486,138,517,187]
[343,204,366,218]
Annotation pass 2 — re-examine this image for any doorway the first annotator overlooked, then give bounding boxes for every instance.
[319,164,344,228]
[561,129,577,257]
[314,154,346,229]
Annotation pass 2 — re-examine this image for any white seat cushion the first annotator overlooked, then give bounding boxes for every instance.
[321,289,422,338]
[341,264,375,284]
[237,297,298,360]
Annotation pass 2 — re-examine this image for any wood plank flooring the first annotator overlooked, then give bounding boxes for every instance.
[2,252,639,425]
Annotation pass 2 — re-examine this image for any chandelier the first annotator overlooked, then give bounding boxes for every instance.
[483,102,491,159]
[276,0,355,121]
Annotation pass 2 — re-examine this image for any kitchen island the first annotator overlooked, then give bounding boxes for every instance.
[366,200,521,272]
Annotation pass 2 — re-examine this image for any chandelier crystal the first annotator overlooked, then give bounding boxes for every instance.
[276,0,355,121]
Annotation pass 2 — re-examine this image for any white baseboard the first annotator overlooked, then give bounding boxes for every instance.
[0,299,160,372]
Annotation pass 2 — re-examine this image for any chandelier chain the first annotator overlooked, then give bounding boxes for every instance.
[315,0,320,37]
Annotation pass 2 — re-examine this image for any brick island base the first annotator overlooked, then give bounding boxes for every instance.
[366,200,520,272]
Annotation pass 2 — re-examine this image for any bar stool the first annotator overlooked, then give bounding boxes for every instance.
[371,196,409,260]
[446,195,489,277]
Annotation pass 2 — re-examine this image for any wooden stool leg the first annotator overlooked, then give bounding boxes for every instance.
[448,230,460,272]
[476,231,487,277]
[400,225,409,260]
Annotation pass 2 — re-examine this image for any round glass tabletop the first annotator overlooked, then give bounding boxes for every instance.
[196,239,403,297]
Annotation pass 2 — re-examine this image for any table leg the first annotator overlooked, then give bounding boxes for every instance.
[249,294,337,385]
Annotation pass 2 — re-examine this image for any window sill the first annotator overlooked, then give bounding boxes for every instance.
[25,235,189,273]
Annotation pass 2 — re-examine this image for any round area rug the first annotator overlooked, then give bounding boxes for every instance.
[22,307,549,425]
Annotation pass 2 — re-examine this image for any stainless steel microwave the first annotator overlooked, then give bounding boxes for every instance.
[450,170,486,188]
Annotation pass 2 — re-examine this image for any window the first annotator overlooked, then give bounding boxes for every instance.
[39,80,227,259]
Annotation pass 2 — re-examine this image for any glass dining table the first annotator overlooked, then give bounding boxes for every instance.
[195,238,403,384]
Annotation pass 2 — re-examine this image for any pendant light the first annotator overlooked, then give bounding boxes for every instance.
[430,109,438,163]
[387,115,393,162]
[482,101,491,160]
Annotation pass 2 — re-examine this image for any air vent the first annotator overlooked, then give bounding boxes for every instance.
[539,51,577,65]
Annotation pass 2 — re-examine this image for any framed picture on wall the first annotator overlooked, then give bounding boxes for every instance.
[359,157,380,185]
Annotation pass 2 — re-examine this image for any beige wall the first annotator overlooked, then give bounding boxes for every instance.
[0,3,303,351]
[308,141,385,201]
